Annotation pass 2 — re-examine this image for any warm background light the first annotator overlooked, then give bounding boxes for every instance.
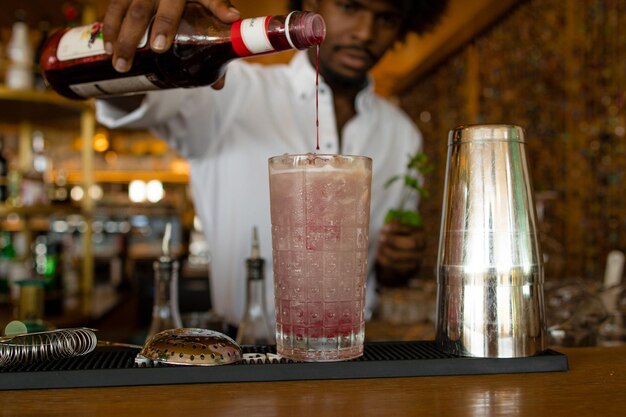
[146,180,164,203]
[93,132,109,152]
[128,180,146,203]
[70,185,84,201]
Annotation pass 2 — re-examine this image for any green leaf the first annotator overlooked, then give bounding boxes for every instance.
[408,152,434,175]
[384,175,400,189]
[384,209,423,228]
[403,175,419,190]
[382,151,431,225]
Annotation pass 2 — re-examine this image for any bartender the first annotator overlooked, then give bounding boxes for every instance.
[96,0,449,331]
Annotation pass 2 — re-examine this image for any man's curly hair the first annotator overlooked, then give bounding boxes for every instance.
[288,0,449,41]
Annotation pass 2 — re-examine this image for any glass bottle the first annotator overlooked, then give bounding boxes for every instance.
[40,3,325,100]
[32,235,63,316]
[236,227,275,346]
[0,137,8,203]
[6,167,22,208]
[6,11,34,90]
[146,223,183,340]
[146,258,183,340]
[17,279,49,333]
[0,231,16,305]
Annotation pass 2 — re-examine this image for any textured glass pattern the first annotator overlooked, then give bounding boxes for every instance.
[269,154,371,361]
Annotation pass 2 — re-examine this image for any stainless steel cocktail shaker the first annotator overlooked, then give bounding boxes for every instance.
[435,125,547,358]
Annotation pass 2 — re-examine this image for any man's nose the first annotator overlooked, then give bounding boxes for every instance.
[350,11,375,42]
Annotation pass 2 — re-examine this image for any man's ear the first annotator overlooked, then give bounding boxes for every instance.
[301,0,319,12]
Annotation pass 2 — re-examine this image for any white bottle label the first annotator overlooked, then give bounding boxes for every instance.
[69,75,160,98]
[241,17,273,53]
[231,17,273,56]
[57,23,148,61]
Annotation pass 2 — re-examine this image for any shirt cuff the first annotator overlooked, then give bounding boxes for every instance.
[95,97,148,129]
[95,91,185,129]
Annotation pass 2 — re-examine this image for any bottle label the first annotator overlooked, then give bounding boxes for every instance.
[69,74,161,98]
[231,17,273,57]
[57,23,148,61]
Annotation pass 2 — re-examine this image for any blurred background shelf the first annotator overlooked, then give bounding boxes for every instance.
[0,203,81,217]
[0,86,89,126]
[65,170,189,185]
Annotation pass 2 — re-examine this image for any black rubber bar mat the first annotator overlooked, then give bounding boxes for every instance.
[0,341,568,390]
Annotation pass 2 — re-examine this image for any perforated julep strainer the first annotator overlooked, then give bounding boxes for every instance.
[135,328,243,367]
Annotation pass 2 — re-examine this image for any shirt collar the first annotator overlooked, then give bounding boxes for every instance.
[288,51,376,112]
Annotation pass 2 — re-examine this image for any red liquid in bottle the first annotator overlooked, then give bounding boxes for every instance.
[40,36,235,99]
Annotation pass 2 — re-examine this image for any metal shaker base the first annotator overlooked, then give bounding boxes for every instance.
[0,341,568,390]
[435,280,548,358]
[436,335,548,358]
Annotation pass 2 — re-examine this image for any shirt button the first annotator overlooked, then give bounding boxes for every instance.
[326,143,332,149]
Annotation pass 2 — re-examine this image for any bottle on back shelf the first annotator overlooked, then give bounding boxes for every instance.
[236,226,275,346]
[21,130,50,207]
[40,2,326,100]
[0,232,16,305]
[6,10,34,90]
[0,137,8,203]
[32,234,64,317]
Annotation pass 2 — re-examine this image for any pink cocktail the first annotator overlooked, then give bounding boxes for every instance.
[269,154,372,361]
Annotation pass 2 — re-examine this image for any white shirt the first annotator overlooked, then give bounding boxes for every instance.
[96,51,422,326]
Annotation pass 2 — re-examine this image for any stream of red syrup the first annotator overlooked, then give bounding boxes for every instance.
[315,44,320,151]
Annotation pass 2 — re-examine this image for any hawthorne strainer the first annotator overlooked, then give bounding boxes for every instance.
[135,328,243,367]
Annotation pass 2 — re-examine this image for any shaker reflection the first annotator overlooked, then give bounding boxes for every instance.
[466,387,524,417]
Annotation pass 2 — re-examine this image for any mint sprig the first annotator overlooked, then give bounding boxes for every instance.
[384,151,432,227]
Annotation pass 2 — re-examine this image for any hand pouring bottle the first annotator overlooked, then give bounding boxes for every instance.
[40,2,326,99]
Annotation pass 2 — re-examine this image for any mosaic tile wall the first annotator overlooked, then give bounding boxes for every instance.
[400,0,625,283]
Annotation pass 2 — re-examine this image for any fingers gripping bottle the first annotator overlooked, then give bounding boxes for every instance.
[40,2,326,99]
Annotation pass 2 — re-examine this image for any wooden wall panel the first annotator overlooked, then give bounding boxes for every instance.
[400,0,626,283]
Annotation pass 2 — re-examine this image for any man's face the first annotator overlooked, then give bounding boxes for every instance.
[304,0,403,85]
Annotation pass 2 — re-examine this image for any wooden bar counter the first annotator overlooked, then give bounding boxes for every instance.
[0,345,624,416]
